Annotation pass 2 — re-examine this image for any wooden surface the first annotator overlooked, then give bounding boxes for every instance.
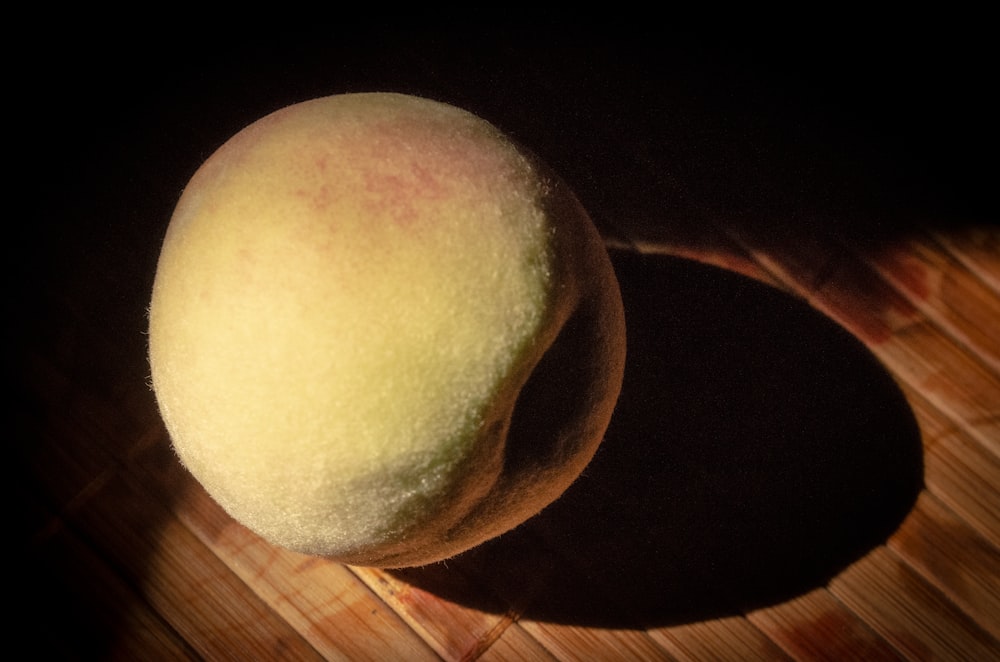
[15,29,998,660]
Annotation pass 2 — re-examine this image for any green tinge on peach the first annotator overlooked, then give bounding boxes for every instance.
[148,93,625,567]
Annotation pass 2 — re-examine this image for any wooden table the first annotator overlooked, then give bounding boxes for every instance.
[16,31,998,659]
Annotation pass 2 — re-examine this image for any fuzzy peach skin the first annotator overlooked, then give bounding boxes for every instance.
[147,93,625,567]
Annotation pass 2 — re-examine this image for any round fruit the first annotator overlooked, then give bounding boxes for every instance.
[148,93,625,567]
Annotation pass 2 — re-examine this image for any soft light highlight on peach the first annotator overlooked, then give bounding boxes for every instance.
[148,93,626,567]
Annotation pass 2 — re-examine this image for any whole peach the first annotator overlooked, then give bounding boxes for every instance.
[148,93,625,567]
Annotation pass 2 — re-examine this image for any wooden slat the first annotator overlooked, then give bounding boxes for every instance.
[648,616,791,661]
[887,491,1000,640]
[516,622,676,662]
[902,381,1000,547]
[132,428,439,661]
[747,589,903,661]
[352,566,515,661]
[477,623,557,661]
[931,225,1000,295]
[68,468,325,660]
[859,231,1000,374]
[829,546,1000,660]
[185,493,438,661]
[21,526,198,660]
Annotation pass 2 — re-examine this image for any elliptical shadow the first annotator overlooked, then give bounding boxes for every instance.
[390,250,923,628]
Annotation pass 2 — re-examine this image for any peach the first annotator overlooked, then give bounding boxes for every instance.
[147,93,625,567]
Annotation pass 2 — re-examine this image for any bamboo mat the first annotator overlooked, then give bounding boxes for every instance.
[15,31,999,660]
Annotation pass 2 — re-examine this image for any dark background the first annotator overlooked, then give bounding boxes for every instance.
[17,22,996,260]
